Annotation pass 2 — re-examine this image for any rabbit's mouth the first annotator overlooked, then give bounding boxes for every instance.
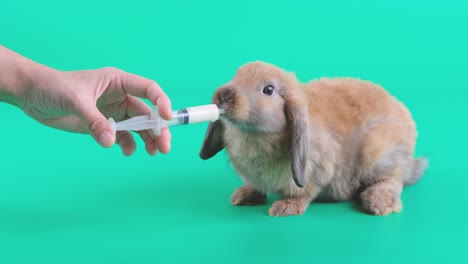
[220,113,259,132]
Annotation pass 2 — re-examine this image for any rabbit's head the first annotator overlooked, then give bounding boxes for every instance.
[213,61,296,133]
[200,61,310,187]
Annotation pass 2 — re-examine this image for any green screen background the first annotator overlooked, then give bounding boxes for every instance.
[1,0,467,263]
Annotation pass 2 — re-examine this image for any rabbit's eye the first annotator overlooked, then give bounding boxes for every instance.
[262,85,274,96]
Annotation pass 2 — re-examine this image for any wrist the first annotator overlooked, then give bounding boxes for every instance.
[0,46,43,108]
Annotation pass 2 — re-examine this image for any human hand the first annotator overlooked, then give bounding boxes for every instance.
[21,67,172,156]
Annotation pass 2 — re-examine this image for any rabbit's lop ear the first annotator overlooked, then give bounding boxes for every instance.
[199,120,225,160]
[284,90,310,188]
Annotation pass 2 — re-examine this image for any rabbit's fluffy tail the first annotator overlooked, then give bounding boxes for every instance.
[404,157,429,186]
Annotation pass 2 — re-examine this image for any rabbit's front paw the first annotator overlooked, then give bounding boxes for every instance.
[268,198,309,217]
[231,186,266,206]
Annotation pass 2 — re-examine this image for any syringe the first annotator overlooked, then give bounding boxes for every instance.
[108,104,224,136]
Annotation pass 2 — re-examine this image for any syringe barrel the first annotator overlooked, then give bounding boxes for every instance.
[170,104,221,126]
[152,104,221,135]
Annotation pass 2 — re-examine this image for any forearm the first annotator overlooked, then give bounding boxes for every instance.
[0,45,44,108]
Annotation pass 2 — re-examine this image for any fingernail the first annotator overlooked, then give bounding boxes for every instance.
[98,131,114,147]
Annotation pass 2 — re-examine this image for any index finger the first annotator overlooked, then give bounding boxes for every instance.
[108,68,172,121]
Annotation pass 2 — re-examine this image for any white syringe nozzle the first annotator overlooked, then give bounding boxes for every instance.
[108,104,224,136]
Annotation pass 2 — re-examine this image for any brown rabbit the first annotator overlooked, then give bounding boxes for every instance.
[199,61,428,217]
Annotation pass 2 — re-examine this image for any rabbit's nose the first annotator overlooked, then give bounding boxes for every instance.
[217,86,235,103]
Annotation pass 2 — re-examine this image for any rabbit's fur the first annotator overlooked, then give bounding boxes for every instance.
[200,61,427,216]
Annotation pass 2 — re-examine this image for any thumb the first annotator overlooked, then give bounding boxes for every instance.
[77,105,116,148]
